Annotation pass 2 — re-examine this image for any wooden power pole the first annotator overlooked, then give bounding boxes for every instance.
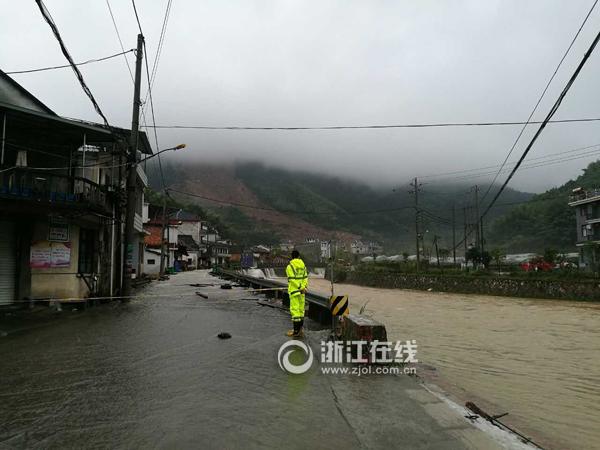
[410,177,421,272]
[122,33,144,298]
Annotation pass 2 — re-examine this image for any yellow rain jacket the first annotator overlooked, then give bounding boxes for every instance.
[286,258,308,322]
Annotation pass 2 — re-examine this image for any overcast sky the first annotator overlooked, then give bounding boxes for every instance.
[3,0,600,193]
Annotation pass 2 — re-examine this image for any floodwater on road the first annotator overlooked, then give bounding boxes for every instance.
[0,271,523,450]
[309,278,600,450]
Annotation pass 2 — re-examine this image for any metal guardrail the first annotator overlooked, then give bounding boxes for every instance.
[215,269,331,323]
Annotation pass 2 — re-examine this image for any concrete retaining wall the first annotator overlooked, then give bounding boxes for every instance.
[341,270,600,302]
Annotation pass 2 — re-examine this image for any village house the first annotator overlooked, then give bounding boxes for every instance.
[0,70,151,305]
[569,187,600,270]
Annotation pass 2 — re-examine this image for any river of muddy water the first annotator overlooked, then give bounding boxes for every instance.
[308,278,600,449]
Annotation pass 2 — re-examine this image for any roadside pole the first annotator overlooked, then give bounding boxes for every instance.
[329,240,335,297]
[122,33,144,299]
[463,207,468,264]
[452,204,457,266]
[434,235,440,270]
[410,177,421,272]
[159,194,167,276]
[473,185,481,257]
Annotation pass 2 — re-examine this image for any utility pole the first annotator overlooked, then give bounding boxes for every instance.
[409,177,422,272]
[452,203,456,266]
[480,216,485,256]
[463,206,468,260]
[122,33,144,298]
[472,185,481,257]
[329,240,335,297]
[433,235,440,270]
[159,194,167,276]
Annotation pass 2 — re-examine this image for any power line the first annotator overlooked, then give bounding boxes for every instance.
[35,0,110,128]
[105,0,135,83]
[5,49,135,75]
[140,117,600,131]
[419,143,600,179]
[131,0,144,35]
[143,40,167,191]
[143,0,173,109]
[482,27,600,219]
[429,147,600,183]
[481,0,599,204]
[129,0,169,193]
[104,0,154,151]
[450,192,570,251]
[420,208,452,225]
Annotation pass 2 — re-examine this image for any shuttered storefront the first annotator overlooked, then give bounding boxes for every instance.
[0,221,16,305]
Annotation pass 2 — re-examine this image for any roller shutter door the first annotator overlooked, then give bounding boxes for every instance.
[0,221,16,305]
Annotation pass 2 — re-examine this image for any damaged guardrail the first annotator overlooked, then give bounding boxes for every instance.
[214,268,332,324]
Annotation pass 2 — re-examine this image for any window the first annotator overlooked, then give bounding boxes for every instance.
[78,228,95,273]
[147,259,156,265]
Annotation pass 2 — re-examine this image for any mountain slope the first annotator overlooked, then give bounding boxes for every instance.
[147,160,533,251]
[488,161,600,252]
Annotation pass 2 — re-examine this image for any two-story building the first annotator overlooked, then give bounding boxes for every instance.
[568,187,600,270]
[350,240,383,256]
[0,70,151,306]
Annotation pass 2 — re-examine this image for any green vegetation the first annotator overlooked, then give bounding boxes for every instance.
[233,162,531,251]
[488,160,600,252]
[146,159,600,253]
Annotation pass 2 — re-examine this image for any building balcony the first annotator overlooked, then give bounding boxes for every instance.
[569,189,600,206]
[0,167,111,214]
[136,164,148,187]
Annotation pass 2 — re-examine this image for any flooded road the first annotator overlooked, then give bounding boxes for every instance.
[0,271,520,449]
[310,278,600,450]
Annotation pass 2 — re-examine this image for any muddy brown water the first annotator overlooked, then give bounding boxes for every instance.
[309,278,600,450]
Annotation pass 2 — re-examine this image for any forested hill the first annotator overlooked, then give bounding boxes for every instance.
[488,161,600,252]
[147,160,533,252]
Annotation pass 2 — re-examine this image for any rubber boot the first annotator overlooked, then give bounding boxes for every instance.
[296,319,305,338]
[286,320,299,337]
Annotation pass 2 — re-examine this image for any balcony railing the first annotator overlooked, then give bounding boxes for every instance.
[570,189,600,203]
[0,167,110,212]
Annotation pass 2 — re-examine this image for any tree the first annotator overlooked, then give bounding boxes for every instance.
[438,248,450,261]
[544,248,558,265]
[481,251,491,269]
[490,248,506,274]
[466,247,481,266]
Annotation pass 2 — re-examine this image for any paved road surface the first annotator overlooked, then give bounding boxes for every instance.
[0,271,528,449]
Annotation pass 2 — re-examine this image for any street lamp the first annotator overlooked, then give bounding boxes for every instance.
[152,144,187,277]
[141,143,186,163]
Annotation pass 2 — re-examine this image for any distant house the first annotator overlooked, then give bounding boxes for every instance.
[143,219,180,274]
[279,241,294,252]
[142,224,164,276]
[350,240,383,256]
[203,227,231,266]
[568,187,600,270]
[178,234,200,269]
[252,245,271,264]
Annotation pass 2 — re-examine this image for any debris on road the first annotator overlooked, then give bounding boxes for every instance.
[217,332,232,339]
[195,292,209,299]
[220,284,233,290]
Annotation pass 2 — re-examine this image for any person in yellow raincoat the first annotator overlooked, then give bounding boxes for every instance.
[286,250,308,337]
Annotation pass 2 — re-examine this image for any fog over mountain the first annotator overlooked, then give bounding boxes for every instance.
[4,1,600,192]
